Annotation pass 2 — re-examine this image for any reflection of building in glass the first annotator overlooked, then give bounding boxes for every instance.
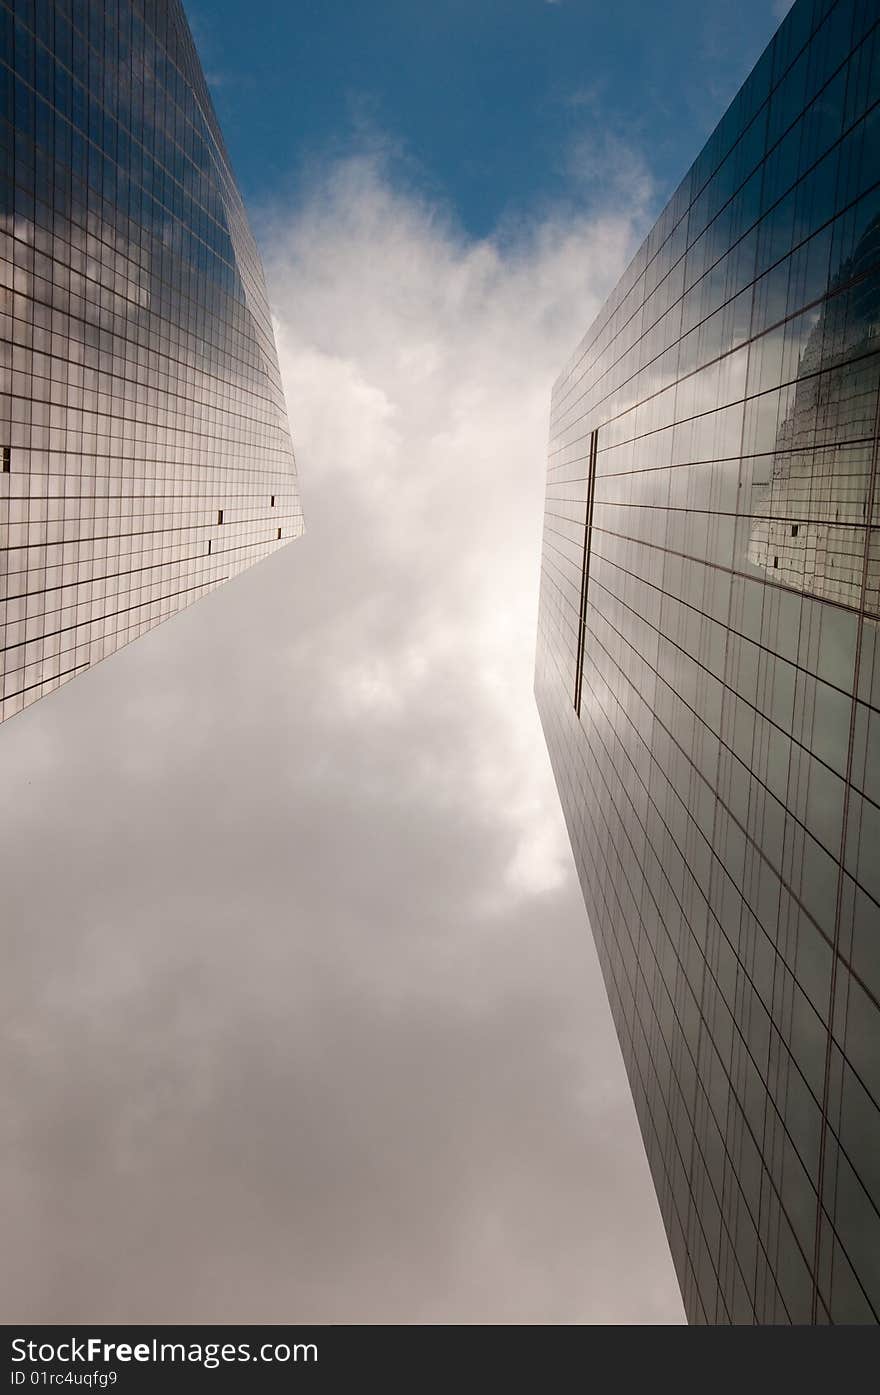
[536,0,880,1324]
[0,0,302,723]
[749,215,880,614]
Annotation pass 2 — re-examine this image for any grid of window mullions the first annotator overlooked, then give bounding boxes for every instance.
[541,684,717,1316]
[561,527,880,1101]
[556,627,854,1320]
[4,1,251,265]
[579,570,876,1169]
[540,666,803,1320]
[541,460,880,918]
[549,313,880,493]
[3,213,252,387]
[538,493,880,1316]
[553,5,878,419]
[538,479,880,1305]
[580,530,880,875]
[553,104,880,444]
[1,218,277,403]
[537,0,880,1320]
[0,0,302,722]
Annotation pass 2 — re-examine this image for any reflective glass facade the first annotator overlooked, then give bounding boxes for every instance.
[536,0,880,1323]
[0,0,302,722]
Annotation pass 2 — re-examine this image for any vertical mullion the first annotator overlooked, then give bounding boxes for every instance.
[574,427,598,715]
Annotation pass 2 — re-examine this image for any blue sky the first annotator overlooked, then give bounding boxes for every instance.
[189,0,784,237]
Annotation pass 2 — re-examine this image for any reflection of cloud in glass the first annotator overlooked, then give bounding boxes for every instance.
[0,0,301,722]
[748,214,880,615]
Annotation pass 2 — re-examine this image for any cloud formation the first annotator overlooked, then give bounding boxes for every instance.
[1,149,684,1322]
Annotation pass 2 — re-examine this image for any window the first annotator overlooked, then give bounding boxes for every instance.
[574,427,599,716]
[207,540,212,555]
[270,495,275,507]
[791,524,799,537]
[217,509,223,525]
[276,527,282,540]
[1,446,10,472]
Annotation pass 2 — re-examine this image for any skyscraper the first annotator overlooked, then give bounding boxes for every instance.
[535,0,880,1323]
[0,0,302,723]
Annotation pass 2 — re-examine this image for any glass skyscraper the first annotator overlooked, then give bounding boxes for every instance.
[536,0,880,1323]
[0,0,302,723]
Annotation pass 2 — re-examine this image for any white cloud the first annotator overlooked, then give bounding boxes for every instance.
[261,153,655,901]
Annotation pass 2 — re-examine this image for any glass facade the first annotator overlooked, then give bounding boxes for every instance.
[0,0,302,723]
[535,0,880,1323]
